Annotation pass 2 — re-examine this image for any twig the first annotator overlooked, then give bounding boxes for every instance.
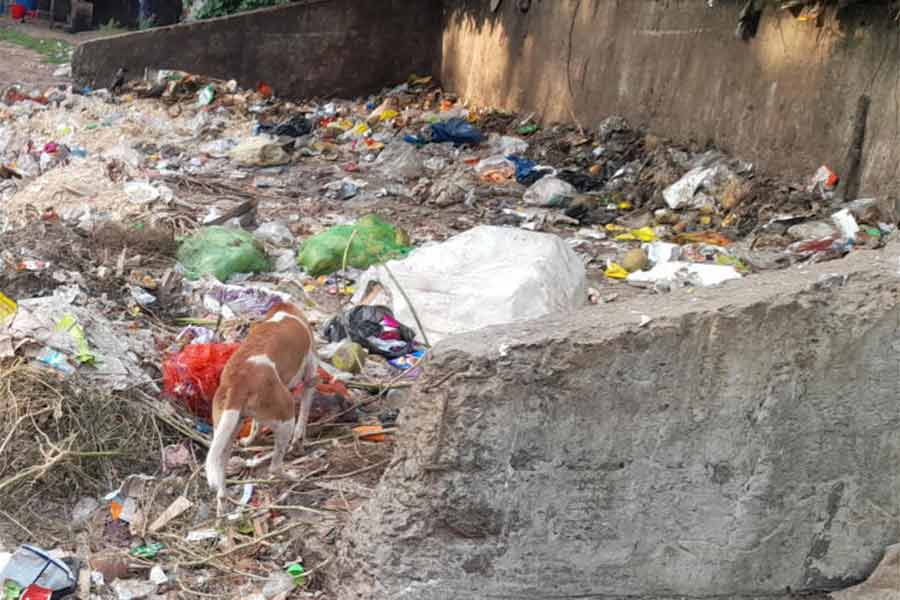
[181,520,306,567]
[177,583,220,598]
[0,406,53,457]
[321,459,388,481]
[381,263,431,348]
[266,504,333,517]
[0,508,56,544]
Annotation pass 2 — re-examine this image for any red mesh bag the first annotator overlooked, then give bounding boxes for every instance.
[162,343,240,421]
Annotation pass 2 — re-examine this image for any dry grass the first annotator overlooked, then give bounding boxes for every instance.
[0,360,179,543]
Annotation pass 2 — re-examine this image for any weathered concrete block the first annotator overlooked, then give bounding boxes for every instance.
[334,243,900,599]
[72,0,440,100]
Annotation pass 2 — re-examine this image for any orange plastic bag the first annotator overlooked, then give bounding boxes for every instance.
[162,343,240,421]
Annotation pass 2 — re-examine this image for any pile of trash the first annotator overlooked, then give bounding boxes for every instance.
[0,66,895,599]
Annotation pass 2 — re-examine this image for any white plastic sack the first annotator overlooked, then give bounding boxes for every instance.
[523,176,576,207]
[832,208,859,240]
[627,261,741,288]
[663,164,736,210]
[352,226,587,343]
[0,545,75,591]
[124,181,161,205]
[374,142,424,181]
[487,134,528,156]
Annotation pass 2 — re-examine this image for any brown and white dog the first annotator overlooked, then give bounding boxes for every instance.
[205,301,318,516]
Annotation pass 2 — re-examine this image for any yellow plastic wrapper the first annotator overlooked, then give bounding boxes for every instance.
[614,226,657,242]
[617,201,632,210]
[605,263,629,280]
[605,224,628,233]
[0,292,16,321]
[56,314,95,364]
[379,110,399,122]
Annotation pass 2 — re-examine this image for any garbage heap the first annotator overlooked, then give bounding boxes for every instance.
[0,69,894,599]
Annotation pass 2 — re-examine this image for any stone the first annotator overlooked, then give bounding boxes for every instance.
[331,340,367,374]
[621,247,649,272]
[334,241,900,599]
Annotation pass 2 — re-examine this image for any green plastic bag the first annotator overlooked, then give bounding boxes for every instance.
[178,226,271,281]
[297,215,411,277]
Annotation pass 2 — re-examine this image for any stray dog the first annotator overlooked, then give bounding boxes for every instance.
[205,301,317,516]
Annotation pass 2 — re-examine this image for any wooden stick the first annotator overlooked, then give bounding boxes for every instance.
[181,520,306,567]
[834,94,871,205]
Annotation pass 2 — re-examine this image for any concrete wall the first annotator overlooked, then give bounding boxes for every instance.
[72,0,440,99]
[335,242,900,599]
[442,0,900,197]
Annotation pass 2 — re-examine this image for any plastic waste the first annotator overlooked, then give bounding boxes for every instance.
[256,115,312,138]
[508,154,551,186]
[324,177,364,200]
[352,226,587,344]
[354,424,388,442]
[613,227,657,242]
[627,261,742,288]
[523,176,576,207]
[474,155,515,182]
[202,283,289,319]
[832,208,860,240]
[0,546,75,594]
[487,134,529,156]
[323,306,417,359]
[123,181,161,205]
[604,262,629,279]
[374,142,424,180]
[644,242,681,265]
[253,221,295,247]
[808,165,839,196]
[101,143,143,169]
[429,118,483,145]
[262,572,295,599]
[177,226,271,281]
[787,237,852,262]
[149,566,168,586]
[0,292,16,321]
[663,163,738,210]
[112,579,157,600]
[162,343,241,420]
[197,84,215,106]
[20,584,52,600]
[286,564,306,587]
[297,215,411,277]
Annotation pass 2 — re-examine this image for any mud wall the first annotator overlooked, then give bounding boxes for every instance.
[442,0,900,197]
[72,0,440,99]
[336,243,900,599]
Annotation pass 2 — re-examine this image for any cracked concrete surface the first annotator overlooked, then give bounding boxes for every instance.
[332,242,900,599]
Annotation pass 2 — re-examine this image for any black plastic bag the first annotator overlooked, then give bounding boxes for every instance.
[323,305,417,359]
[257,115,313,138]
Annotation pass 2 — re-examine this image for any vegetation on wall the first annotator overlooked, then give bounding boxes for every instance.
[194,0,290,19]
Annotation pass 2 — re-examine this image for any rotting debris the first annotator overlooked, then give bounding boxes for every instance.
[0,59,896,600]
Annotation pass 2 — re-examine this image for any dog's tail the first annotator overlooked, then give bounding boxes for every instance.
[205,407,242,492]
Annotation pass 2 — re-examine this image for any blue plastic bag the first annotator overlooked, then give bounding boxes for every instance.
[429,118,483,146]
[508,154,549,185]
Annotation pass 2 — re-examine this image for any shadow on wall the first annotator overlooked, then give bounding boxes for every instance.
[442,0,900,197]
[443,0,570,124]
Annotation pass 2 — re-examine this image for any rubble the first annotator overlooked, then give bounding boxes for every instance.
[0,61,894,600]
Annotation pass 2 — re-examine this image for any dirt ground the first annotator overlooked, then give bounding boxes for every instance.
[0,39,63,89]
[0,15,111,90]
